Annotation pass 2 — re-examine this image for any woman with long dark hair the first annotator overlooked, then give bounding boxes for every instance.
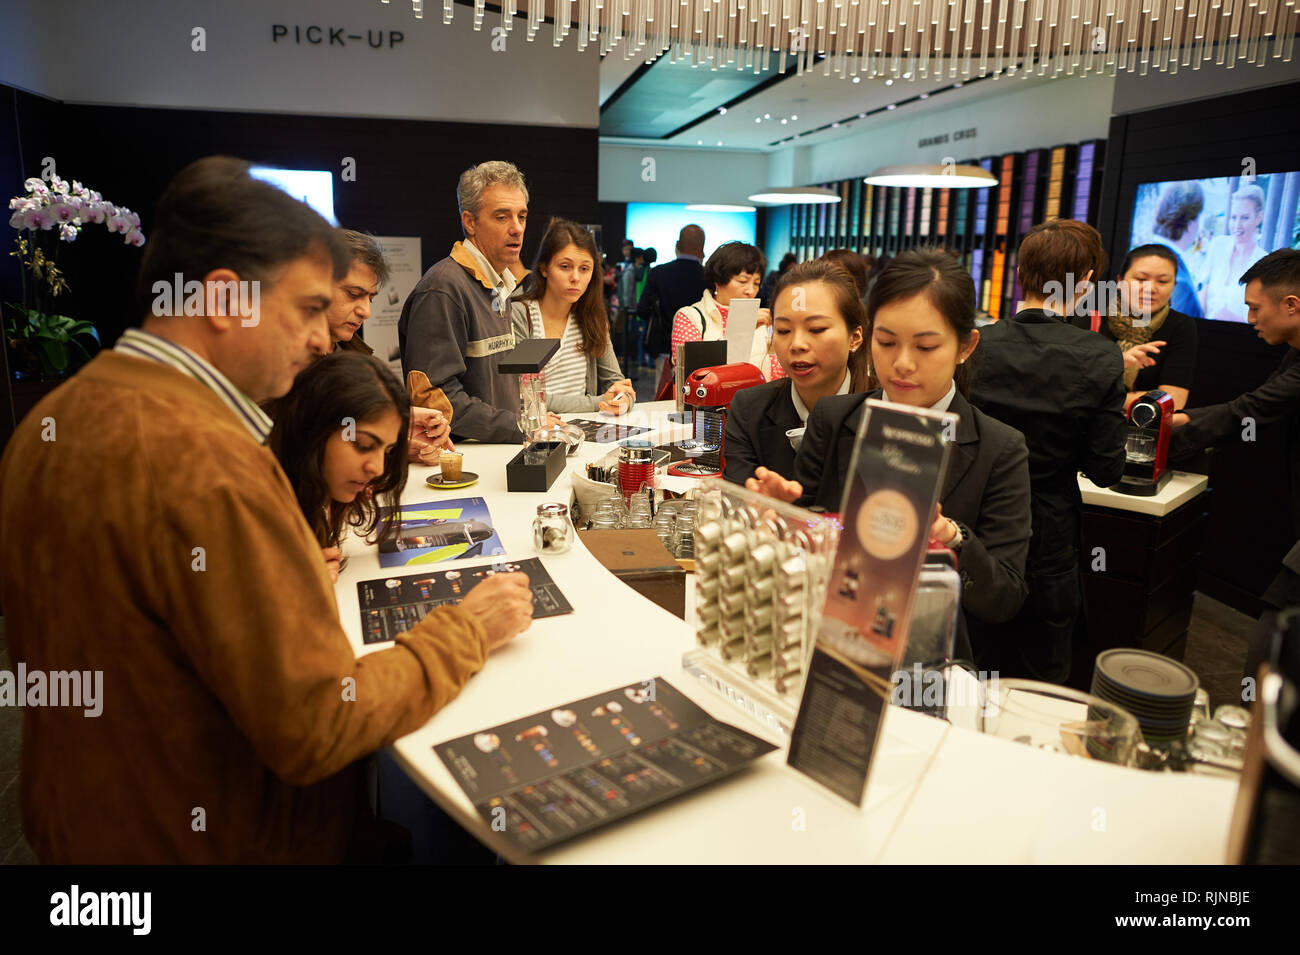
[749,248,1032,657]
[723,259,868,484]
[269,351,411,580]
[511,219,635,414]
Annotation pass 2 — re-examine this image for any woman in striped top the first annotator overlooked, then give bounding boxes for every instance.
[510,219,635,414]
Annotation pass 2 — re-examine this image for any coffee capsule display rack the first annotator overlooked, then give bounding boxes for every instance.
[682,479,841,735]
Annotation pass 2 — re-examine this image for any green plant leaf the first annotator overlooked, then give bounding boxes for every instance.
[37,338,68,373]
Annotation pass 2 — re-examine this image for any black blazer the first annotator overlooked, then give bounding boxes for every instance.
[794,389,1032,628]
[1173,347,1300,580]
[969,309,1126,561]
[723,378,803,485]
[637,257,707,356]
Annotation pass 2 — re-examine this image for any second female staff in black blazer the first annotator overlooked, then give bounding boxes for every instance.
[723,259,869,484]
[750,249,1032,655]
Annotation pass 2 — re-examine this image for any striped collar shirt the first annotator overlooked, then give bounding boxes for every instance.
[114,328,272,443]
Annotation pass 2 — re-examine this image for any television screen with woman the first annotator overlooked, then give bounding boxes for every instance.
[1128,172,1300,323]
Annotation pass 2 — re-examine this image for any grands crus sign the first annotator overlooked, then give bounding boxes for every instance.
[271,25,405,49]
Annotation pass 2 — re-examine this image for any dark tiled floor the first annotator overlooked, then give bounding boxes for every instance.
[0,593,1260,865]
[1182,592,1256,710]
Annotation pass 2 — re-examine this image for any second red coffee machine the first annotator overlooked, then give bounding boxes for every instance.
[1116,389,1175,496]
[669,362,766,476]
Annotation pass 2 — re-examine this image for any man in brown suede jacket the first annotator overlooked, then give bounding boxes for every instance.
[0,157,534,863]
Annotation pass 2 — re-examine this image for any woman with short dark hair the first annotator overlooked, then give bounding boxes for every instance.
[1100,243,1199,411]
[670,241,782,379]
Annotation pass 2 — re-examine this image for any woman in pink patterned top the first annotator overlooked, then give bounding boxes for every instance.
[671,241,785,381]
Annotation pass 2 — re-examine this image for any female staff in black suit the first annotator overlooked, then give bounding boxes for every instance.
[749,248,1032,655]
[723,259,868,484]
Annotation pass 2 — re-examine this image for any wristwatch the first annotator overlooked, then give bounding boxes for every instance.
[946,519,967,551]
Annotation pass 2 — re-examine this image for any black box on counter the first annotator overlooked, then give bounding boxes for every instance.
[505,440,568,492]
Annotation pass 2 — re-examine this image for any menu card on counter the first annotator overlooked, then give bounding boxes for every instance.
[435,678,776,853]
[358,557,572,645]
[787,399,955,805]
[565,418,651,443]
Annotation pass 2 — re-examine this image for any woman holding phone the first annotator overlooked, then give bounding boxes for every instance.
[723,259,868,484]
[268,350,411,582]
[749,249,1032,655]
[510,219,635,415]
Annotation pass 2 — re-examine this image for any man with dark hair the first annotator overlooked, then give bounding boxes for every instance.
[1173,249,1300,616]
[638,224,707,368]
[0,156,534,863]
[326,229,452,458]
[328,229,390,355]
[970,219,1127,683]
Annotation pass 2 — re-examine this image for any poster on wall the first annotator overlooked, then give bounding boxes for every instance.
[365,236,422,378]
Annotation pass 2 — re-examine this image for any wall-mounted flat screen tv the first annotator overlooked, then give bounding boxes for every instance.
[1128,172,1300,323]
[249,167,338,226]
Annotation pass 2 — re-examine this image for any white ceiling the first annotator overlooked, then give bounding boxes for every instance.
[600,54,1082,152]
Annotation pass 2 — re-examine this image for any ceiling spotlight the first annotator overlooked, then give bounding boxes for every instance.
[886,104,896,110]
[953,81,963,88]
[716,140,723,146]
[697,139,703,144]
[832,122,840,128]
[764,113,771,119]
[863,163,998,188]
[858,112,866,118]
[755,117,762,123]
[781,118,788,124]
[885,78,893,86]
[791,114,798,121]
[747,187,842,205]
[718,107,727,114]
[919,93,928,99]
[852,76,861,84]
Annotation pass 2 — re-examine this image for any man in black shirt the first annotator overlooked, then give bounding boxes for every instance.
[969,220,1127,682]
[1172,250,1300,614]
[638,225,707,367]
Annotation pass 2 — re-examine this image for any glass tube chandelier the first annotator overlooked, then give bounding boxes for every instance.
[392,0,1298,80]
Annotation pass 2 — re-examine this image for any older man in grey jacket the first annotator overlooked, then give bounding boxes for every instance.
[399,161,535,443]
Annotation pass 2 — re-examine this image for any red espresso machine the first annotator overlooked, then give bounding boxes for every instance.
[1116,389,1175,496]
[667,362,766,476]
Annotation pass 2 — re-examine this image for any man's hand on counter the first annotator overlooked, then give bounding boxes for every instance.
[461,573,535,651]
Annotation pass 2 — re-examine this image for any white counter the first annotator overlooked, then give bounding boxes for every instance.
[333,402,1236,864]
[1079,470,1209,518]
